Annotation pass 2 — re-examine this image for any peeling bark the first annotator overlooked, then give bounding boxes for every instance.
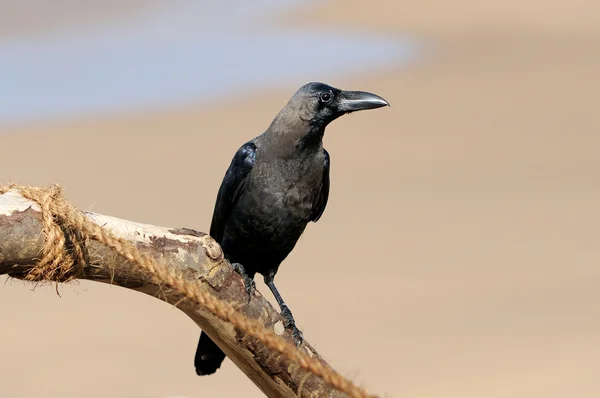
[0,189,347,398]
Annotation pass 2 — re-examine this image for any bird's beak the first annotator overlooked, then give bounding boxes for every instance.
[337,90,390,113]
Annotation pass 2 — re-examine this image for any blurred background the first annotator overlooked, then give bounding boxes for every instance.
[1,1,599,397]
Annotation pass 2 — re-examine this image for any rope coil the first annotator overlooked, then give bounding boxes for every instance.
[0,184,376,398]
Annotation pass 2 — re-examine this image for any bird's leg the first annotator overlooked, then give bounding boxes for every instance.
[264,274,303,346]
[231,262,255,304]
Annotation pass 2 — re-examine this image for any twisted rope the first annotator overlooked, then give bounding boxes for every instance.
[0,184,376,398]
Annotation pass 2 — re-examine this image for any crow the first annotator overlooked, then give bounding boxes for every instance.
[195,82,389,375]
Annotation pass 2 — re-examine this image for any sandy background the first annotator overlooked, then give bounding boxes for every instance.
[1,1,600,397]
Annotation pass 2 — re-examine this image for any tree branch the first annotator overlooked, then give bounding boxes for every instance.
[0,189,347,398]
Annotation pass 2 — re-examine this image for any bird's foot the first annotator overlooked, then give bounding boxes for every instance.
[231,262,255,303]
[280,305,304,346]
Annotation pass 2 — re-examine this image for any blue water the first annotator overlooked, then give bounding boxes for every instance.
[0,1,419,126]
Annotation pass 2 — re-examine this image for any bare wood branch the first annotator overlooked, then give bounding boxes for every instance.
[0,189,347,398]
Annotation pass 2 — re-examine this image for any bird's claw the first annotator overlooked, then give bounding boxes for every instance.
[231,263,255,304]
[280,305,303,346]
[291,326,304,347]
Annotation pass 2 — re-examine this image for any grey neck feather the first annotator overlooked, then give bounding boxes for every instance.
[260,106,324,159]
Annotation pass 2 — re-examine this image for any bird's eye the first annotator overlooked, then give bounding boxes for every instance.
[319,92,332,103]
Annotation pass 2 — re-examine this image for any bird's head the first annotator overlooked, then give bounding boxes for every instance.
[265,82,389,150]
[288,82,389,129]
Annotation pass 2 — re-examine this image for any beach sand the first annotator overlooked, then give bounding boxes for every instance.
[0,1,167,41]
[1,1,599,397]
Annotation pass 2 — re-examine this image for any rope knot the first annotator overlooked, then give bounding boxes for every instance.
[2,184,88,282]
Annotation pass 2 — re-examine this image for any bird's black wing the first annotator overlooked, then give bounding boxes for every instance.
[311,149,330,222]
[210,141,257,243]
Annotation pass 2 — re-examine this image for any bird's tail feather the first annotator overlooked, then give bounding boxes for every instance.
[194,331,227,376]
